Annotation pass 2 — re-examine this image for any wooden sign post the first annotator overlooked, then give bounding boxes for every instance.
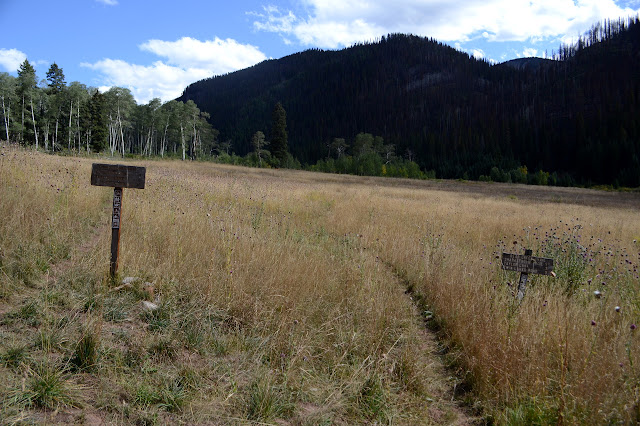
[501,249,554,301]
[91,163,146,278]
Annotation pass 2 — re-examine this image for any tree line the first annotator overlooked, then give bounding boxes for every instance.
[0,61,216,160]
[180,17,640,187]
[3,16,639,188]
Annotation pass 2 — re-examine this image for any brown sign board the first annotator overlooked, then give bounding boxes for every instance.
[90,163,146,278]
[91,163,146,189]
[502,253,554,276]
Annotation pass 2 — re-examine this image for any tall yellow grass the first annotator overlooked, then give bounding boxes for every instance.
[1,145,638,423]
[339,185,640,423]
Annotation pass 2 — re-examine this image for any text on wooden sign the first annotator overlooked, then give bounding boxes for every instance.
[112,188,122,229]
[501,252,554,276]
[91,163,146,189]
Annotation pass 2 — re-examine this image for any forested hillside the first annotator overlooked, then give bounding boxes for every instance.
[179,17,640,186]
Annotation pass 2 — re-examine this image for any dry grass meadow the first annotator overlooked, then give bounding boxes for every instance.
[1,145,639,424]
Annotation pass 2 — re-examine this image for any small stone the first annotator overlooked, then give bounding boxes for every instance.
[143,282,155,300]
[141,301,158,311]
[122,277,140,285]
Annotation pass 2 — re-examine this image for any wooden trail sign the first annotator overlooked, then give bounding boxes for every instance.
[91,163,146,278]
[501,250,554,302]
[91,163,146,189]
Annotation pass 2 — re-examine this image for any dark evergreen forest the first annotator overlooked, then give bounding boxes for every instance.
[178,17,640,187]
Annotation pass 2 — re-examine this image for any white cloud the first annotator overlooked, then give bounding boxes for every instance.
[96,0,118,6]
[0,48,27,72]
[253,0,640,48]
[471,49,485,59]
[140,37,267,74]
[252,6,298,33]
[83,37,268,104]
[522,47,539,57]
[82,59,212,104]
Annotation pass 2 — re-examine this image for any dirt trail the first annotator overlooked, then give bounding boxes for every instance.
[317,225,482,424]
[382,260,482,425]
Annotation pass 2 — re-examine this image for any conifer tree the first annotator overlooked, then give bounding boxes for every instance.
[251,130,269,166]
[270,102,288,164]
[17,59,37,146]
[46,63,66,94]
[88,90,107,152]
[45,63,66,151]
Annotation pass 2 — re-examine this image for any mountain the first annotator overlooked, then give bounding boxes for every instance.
[499,57,555,72]
[178,18,640,186]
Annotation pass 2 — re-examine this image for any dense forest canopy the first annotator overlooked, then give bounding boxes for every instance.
[178,17,640,187]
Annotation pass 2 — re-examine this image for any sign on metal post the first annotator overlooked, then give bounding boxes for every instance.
[91,163,146,278]
[501,250,554,302]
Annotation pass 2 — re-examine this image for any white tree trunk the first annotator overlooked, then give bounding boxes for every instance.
[30,97,38,150]
[44,122,49,151]
[54,119,59,151]
[192,119,197,160]
[119,120,125,157]
[117,104,125,157]
[76,100,80,152]
[1,96,9,141]
[144,128,152,156]
[20,94,25,143]
[161,117,169,158]
[180,123,185,160]
[108,113,116,156]
[68,100,73,151]
[110,124,116,156]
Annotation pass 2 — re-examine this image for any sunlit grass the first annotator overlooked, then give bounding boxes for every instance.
[1,144,638,423]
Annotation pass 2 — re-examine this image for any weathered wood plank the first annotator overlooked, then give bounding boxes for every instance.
[91,163,146,189]
[502,252,554,276]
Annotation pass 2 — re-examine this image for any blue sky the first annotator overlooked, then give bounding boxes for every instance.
[1,0,639,104]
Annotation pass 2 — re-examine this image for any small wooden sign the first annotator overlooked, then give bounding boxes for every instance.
[112,188,122,229]
[91,163,146,278]
[501,253,554,276]
[502,250,554,302]
[91,163,146,189]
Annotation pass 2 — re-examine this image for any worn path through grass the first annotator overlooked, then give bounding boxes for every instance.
[1,147,479,424]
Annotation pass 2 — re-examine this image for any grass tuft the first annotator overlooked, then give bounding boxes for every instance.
[10,361,83,410]
[245,375,295,422]
[1,343,30,369]
[356,373,389,421]
[70,323,101,371]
